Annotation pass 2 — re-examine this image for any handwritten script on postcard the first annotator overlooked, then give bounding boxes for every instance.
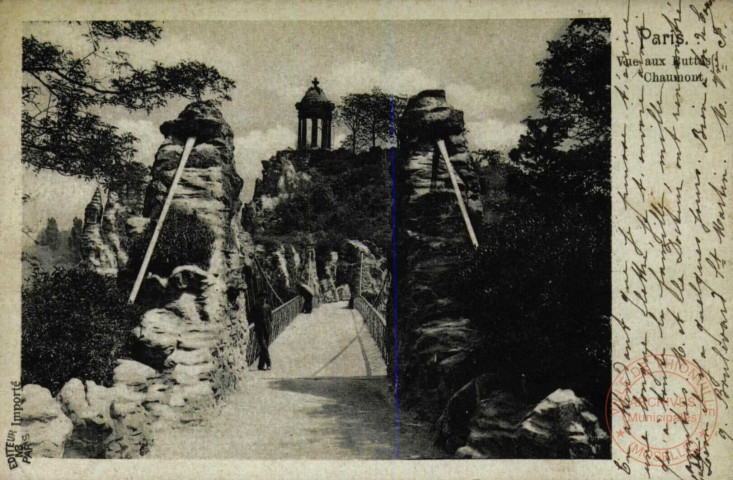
[611,0,731,477]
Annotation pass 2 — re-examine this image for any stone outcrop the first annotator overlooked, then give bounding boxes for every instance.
[104,360,158,459]
[100,190,130,271]
[436,380,609,459]
[104,101,251,457]
[243,150,314,228]
[241,149,321,302]
[81,187,118,275]
[338,240,387,304]
[32,101,253,460]
[319,252,340,302]
[57,378,114,458]
[394,90,483,418]
[80,171,150,276]
[20,385,73,458]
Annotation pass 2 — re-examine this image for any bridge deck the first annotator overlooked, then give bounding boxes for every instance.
[149,301,439,459]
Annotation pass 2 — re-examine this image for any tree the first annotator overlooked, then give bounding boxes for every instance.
[336,88,407,153]
[38,217,61,250]
[459,19,612,408]
[510,19,611,198]
[22,21,235,186]
[68,217,84,261]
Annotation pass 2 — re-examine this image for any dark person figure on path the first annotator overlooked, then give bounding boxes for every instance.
[297,283,314,314]
[251,296,273,370]
[302,292,313,314]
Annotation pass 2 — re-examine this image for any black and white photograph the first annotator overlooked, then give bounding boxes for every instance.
[17,18,611,460]
[3,2,732,478]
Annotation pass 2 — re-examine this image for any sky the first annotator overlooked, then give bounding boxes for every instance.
[23,19,569,234]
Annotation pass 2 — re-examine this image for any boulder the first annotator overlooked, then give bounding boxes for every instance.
[400,90,465,141]
[20,385,73,458]
[134,308,184,363]
[57,379,113,427]
[113,360,158,388]
[517,389,609,459]
[442,386,609,459]
[57,379,114,458]
[159,100,234,149]
[169,265,216,292]
[455,445,486,459]
[106,393,151,459]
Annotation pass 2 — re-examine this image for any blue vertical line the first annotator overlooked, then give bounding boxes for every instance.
[389,94,400,459]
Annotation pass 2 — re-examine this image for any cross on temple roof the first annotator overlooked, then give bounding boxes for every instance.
[312,77,319,88]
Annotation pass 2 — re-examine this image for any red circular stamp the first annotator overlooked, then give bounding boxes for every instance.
[605,354,718,467]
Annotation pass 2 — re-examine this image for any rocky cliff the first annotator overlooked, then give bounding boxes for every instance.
[22,101,253,459]
[242,147,390,305]
[394,90,609,459]
[394,90,483,417]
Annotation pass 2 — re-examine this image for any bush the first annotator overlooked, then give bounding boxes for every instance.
[456,185,611,407]
[254,148,391,259]
[127,209,215,277]
[22,267,144,395]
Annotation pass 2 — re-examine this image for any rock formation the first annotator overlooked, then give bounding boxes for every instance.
[115,101,250,456]
[396,90,609,459]
[241,149,321,302]
[57,378,114,458]
[395,90,483,417]
[338,240,387,304]
[80,173,149,276]
[81,187,118,275]
[436,378,609,459]
[24,101,254,459]
[20,385,73,458]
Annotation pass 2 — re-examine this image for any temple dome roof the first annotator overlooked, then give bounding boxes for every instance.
[296,78,335,114]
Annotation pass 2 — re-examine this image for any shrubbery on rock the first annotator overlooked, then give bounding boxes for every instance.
[22,267,144,395]
[127,209,215,277]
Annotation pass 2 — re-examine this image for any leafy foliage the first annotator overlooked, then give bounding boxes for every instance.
[458,194,610,402]
[459,19,611,406]
[37,217,61,250]
[67,217,84,262]
[127,209,216,277]
[510,19,611,198]
[22,267,144,395]
[253,148,392,261]
[336,88,407,153]
[22,21,235,186]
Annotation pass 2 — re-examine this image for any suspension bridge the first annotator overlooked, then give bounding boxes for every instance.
[148,259,439,459]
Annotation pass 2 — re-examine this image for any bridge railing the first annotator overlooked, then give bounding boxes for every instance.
[246,295,304,366]
[354,296,388,364]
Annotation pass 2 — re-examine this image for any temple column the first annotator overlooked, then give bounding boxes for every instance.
[311,118,319,148]
[297,118,303,149]
[300,118,308,149]
[322,119,331,149]
[328,119,332,148]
